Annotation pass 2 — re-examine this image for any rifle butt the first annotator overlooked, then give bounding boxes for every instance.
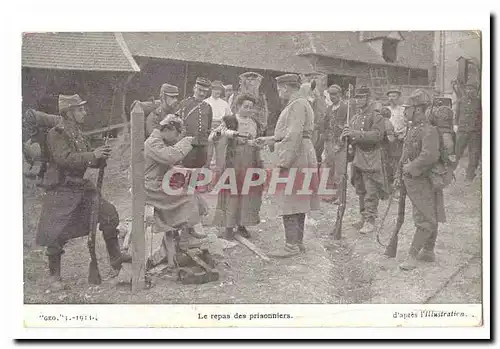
[384,189,406,258]
[384,234,398,258]
[87,193,102,285]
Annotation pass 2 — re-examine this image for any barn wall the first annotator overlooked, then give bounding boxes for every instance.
[125,58,291,133]
[22,68,126,131]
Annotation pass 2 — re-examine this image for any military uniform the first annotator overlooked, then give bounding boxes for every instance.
[176,78,213,168]
[146,102,180,138]
[454,93,481,181]
[399,90,446,270]
[146,83,180,138]
[36,94,129,288]
[268,74,320,258]
[349,97,389,234]
[321,100,351,196]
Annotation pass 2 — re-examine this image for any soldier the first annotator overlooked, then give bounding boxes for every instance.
[145,83,180,138]
[144,115,208,268]
[454,84,481,184]
[320,84,352,203]
[340,86,389,235]
[176,77,214,169]
[35,94,131,291]
[398,89,446,270]
[257,74,320,258]
[299,81,327,164]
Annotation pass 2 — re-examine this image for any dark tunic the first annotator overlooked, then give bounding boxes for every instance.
[455,97,481,133]
[145,101,179,138]
[402,121,446,227]
[35,119,119,254]
[349,104,389,199]
[321,101,351,187]
[176,97,213,168]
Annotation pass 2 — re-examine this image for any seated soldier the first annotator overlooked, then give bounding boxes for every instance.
[144,114,208,269]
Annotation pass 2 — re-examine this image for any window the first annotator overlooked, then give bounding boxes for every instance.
[382,38,398,63]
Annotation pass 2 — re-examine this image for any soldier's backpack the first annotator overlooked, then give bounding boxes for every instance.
[22,109,62,181]
[427,106,455,190]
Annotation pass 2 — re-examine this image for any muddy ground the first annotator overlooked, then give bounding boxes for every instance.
[23,139,482,304]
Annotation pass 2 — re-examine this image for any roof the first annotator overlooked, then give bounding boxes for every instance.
[295,31,434,69]
[360,31,404,41]
[123,32,314,74]
[22,32,140,72]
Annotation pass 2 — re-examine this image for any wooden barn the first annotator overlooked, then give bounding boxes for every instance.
[22,31,437,134]
[22,32,140,133]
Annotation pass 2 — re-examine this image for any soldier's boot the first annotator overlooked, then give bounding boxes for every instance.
[359,220,375,235]
[104,237,130,278]
[237,226,251,239]
[268,243,301,259]
[399,228,430,271]
[417,230,438,262]
[48,254,64,292]
[269,216,301,259]
[223,227,235,241]
[297,214,306,253]
[352,217,365,230]
[353,195,366,229]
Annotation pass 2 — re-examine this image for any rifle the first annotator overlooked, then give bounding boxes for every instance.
[382,97,434,258]
[88,91,116,284]
[331,84,352,240]
[376,125,410,250]
[383,183,407,258]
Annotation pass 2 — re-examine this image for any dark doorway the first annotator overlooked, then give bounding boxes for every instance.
[327,74,357,95]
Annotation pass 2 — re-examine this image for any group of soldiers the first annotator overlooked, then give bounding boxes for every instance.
[28,69,481,291]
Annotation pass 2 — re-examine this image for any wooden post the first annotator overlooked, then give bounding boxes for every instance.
[120,73,136,139]
[130,103,146,292]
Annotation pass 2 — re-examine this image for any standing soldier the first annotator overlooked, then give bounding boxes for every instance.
[398,89,446,270]
[145,83,180,138]
[35,94,131,291]
[454,84,481,184]
[257,74,320,258]
[340,86,389,235]
[176,77,214,169]
[320,84,352,203]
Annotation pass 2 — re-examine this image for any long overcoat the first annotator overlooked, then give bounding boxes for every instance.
[402,122,446,225]
[144,130,208,232]
[273,92,320,216]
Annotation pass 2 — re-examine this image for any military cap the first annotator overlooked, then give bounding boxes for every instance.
[402,89,432,107]
[327,84,342,93]
[224,84,233,90]
[160,83,179,96]
[195,77,212,90]
[386,89,402,96]
[58,94,87,113]
[211,80,225,90]
[275,73,301,85]
[239,71,264,80]
[355,85,371,96]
